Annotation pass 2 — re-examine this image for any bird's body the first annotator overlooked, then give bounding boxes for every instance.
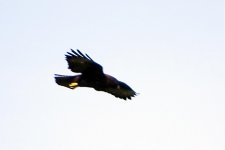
[55,49,137,100]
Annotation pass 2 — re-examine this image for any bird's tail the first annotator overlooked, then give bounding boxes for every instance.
[54,74,79,89]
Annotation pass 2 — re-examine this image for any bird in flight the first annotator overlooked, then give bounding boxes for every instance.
[54,49,137,100]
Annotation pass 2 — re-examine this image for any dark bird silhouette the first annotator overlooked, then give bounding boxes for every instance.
[54,49,137,100]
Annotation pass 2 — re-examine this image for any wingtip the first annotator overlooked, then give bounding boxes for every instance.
[135,92,140,96]
[76,49,81,53]
[71,49,76,53]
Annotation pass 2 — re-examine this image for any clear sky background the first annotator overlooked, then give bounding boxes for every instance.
[0,0,224,150]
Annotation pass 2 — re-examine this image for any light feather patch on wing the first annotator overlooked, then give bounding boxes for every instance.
[69,82,78,89]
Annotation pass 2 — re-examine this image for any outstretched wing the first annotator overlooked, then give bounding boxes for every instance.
[103,81,137,100]
[65,49,103,76]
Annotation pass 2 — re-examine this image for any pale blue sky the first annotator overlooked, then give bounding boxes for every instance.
[0,0,224,150]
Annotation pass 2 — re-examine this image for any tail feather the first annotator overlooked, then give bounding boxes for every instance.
[54,74,79,89]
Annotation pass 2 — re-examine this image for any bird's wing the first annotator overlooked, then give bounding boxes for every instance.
[103,81,137,100]
[65,49,103,75]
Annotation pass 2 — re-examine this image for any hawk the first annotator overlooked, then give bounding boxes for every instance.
[54,49,137,100]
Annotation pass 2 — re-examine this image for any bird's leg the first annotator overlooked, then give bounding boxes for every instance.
[69,82,78,89]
